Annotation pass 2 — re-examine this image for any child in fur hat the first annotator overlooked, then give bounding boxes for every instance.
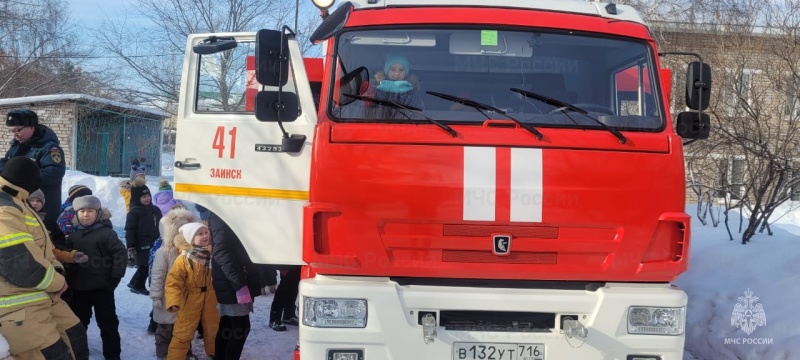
[165,222,219,360]
[150,205,198,360]
[65,195,126,360]
[57,184,93,240]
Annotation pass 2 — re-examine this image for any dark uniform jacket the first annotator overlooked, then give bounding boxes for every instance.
[1,125,65,223]
[209,212,263,304]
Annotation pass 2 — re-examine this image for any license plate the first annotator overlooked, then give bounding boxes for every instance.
[452,342,544,360]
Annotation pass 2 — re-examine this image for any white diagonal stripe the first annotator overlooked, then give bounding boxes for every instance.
[510,148,543,222]
[463,147,496,221]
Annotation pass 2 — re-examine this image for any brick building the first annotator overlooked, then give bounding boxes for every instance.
[650,21,800,203]
[0,94,168,177]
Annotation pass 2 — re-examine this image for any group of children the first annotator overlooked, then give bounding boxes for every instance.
[25,165,220,359]
[22,158,299,360]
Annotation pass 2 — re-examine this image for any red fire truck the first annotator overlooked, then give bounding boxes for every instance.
[174,0,711,359]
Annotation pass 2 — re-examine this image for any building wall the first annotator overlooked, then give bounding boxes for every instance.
[651,24,800,204]
[0,102,76,169]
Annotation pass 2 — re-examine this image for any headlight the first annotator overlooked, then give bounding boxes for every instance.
[627,306,684,335]
[303,297,368,328]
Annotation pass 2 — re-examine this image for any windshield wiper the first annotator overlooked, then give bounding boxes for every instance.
[426,91,543,140]
[510,88,627,144]
[342,93,457,137]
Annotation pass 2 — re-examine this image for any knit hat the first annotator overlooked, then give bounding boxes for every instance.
[73,195,102,211]
[6,109,38,127]
[29,189,45,204]
[159,179,172,191]
[0,157,41,193]
[130,178,151,206]
[130,167,146,181]
[68,185,93,203]
[180,222,208,245]
[384,54,410,75]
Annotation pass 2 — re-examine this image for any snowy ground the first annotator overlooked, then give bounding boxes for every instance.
[87,269,298,360]
[676,201,800,360]
[61,170,800,360]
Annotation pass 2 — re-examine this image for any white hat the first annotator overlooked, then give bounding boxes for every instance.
[179,222,208,245]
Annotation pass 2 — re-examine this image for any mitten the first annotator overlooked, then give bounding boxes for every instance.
[236,286,252,304]
[73,251,89,263]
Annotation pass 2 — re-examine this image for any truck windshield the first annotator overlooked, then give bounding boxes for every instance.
[330,28,663,131]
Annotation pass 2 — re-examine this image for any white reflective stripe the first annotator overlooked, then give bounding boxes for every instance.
[0,291,49,308]
[463,147,496,221]
[510,148,543,222]
[34,265,55,290]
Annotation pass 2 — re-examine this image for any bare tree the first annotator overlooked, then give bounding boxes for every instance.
[92,0,321,115]
[650,0,800,244]
[0,0,106,97]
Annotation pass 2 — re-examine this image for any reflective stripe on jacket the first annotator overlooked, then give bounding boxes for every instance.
[0,178,66,314]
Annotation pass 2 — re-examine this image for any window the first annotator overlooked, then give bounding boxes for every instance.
[330,28,664,131]
[614,63,659,117]
[195,40,299,113]
[716,156,746,199]
[785,80,800,120]
[719,69,752,116]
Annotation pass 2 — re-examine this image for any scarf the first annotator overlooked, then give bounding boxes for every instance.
[377,80,414,94]
[185,246,211,268]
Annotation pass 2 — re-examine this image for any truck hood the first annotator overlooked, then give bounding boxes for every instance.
[304,123,689,282]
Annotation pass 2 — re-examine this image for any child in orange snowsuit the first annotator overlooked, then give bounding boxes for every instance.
[165,222,219,360]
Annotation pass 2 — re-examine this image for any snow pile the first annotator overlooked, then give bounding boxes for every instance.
[676,201,800,360]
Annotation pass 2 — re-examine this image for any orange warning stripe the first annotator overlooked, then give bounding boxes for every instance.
[174,183,309,201]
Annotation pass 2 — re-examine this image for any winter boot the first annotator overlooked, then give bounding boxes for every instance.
[269,320,287,331]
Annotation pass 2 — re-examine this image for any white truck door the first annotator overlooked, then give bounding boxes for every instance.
[173,32,315,265]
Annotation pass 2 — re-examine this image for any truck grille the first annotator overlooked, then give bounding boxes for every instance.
[442,250,558,264]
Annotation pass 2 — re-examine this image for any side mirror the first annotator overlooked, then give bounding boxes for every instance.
[685,61,711,110]
[255,91,299,122]
[255,29,289,87]
[338,66,370,106]
[309,1,353,44]
[676,111,710,139]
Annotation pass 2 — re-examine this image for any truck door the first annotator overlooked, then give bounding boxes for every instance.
[173,33,315,265]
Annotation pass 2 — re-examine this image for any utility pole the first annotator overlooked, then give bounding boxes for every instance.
[295,0,299,30]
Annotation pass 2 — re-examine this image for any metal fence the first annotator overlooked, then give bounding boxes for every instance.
[74,104,162,177]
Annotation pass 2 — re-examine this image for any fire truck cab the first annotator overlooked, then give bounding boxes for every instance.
[173,0,711,359]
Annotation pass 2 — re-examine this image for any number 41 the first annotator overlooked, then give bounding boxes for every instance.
[212,126,237,159]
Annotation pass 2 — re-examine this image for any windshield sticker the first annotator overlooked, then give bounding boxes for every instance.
[480,30,498,46]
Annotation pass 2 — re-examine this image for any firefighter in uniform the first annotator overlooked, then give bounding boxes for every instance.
[0,157,89,360]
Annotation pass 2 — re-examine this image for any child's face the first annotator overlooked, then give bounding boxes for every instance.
[387,63,406,80]
[77,209,98,226]
[28,198,43,212]
[193,227,210,247]
[140,194,152,205]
